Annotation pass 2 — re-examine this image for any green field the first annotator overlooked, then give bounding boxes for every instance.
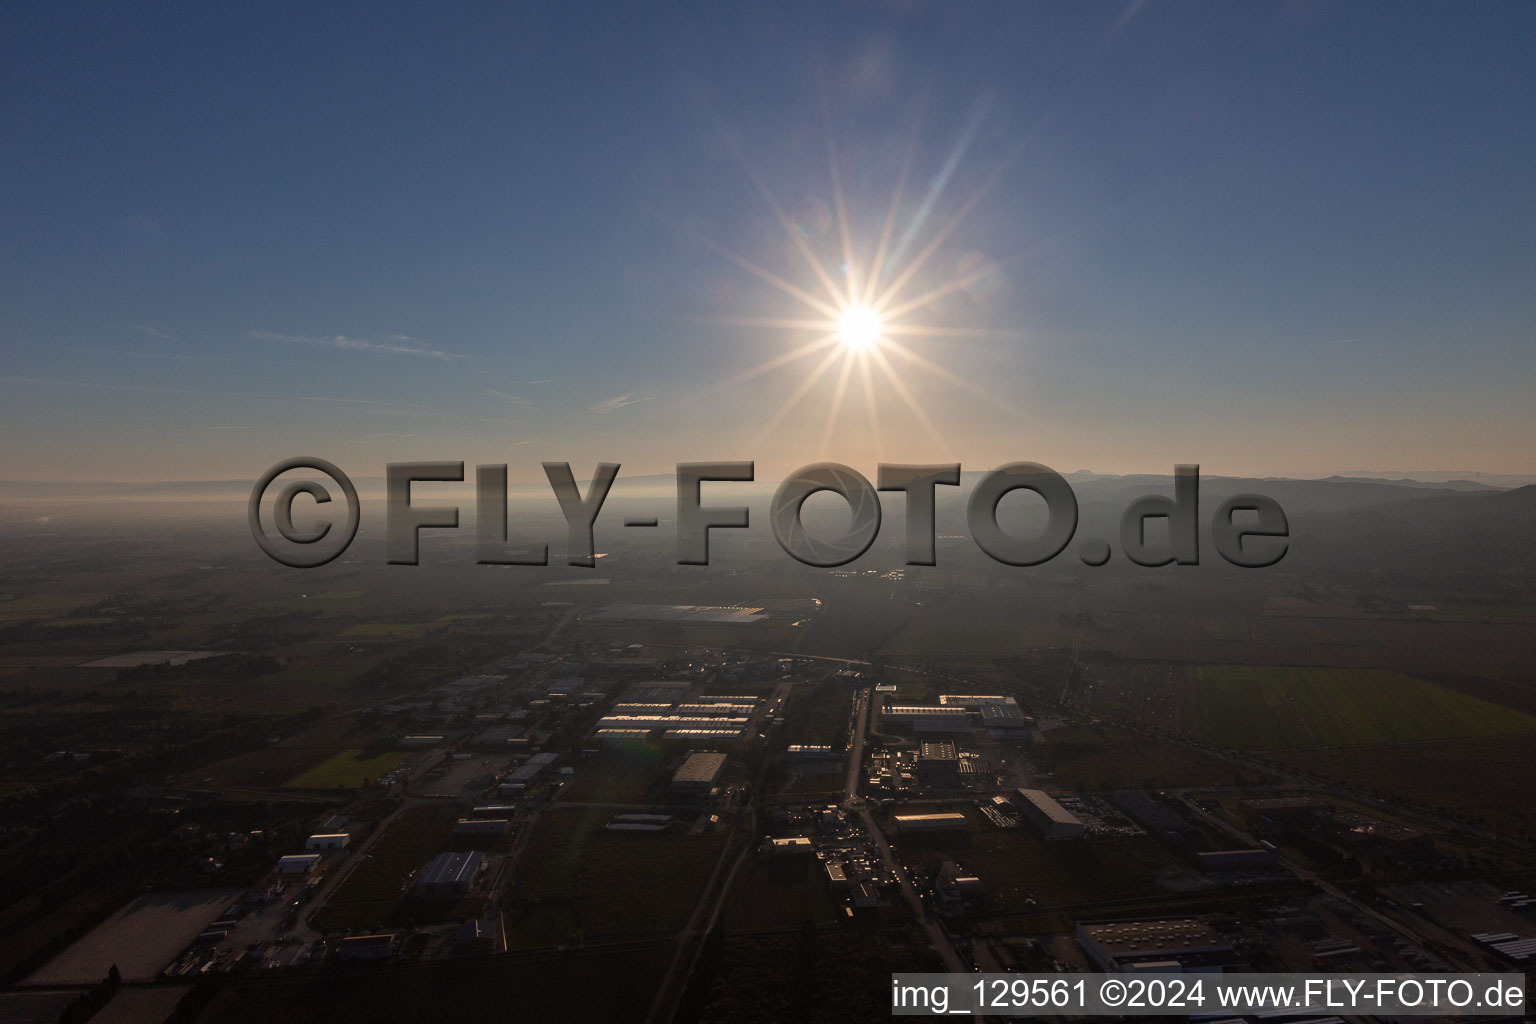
[285,748,411,789]
[339,622,430,639]
[0,593,108,621]
[1161,665,1536,749]
[308,804,468,932]
[506,807,727,947]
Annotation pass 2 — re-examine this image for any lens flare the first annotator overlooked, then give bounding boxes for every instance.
[836,305,884,351]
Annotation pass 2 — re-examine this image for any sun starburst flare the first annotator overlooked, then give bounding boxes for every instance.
[668,92,1029,461]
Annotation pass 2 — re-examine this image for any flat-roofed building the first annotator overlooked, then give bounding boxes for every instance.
[880,704,974,735]
[337,933,396,961]
[594,727,653,748]
[1238,796,1334,822]
[892,812,968,833]
[277,853,322,875]
[915,741,960,785]
[767,836,814,855]
[671,751,727,798]
[1110,791,1191,843]
[1077,917,1244,973]
[596,714,750,731]
[454,818,511,836]
[1016,788,1085,840]
[412,850,484,897]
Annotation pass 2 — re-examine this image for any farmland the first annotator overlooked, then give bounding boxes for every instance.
[308,804,463,933]
[1082,663,1536,750]
[284,748,412,789]
[505,807,727,947]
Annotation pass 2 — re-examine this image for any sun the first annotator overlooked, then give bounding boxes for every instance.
[836,305,884,352]
[665,100,1024,458]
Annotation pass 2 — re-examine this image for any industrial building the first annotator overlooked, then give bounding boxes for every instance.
[1109,791,1191,843]
[593,714,749,736]
[891,812,968,833]
[468,724,525,750]
[1238,796,1334,822]
[499,751,560,794]
[879,704,973,735]
[1077,917,1245,973]
[412,850,485,897]
[1015,788,1086,840]
[937,694,1030,736]
[276,853,322,875]
[593,727,653,749]
[454,818,511,836]
[1321,812,1433,857]
[304,833,351,852]
[336,933,396,961]
[1193,848,1277,871]
[671,751,727,798]
[914,741,960,785]
[767,836,814,855]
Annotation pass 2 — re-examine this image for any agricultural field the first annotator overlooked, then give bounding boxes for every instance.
[308,804,464,933]
[887,808,1199,914]
[559,750,673,804]
[1269,734,1536,838]
[173,716,396,790]
[505,807,728,947]
[338,622,431,639]
[1034,726,1275,790]
[0,593,109,623]
[285,748,412,789]
[204,943,676,1024]
[1082,663,1536,750]
[25,889,240,984]
[781,681,853,748]
[721,854,842,933]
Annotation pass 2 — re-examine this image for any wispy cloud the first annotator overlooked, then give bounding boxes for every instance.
[1111,0,1148,35]
[588,393,654,415]
[486,388,538,408]
[247,330,459,360]
[134,324,177,340]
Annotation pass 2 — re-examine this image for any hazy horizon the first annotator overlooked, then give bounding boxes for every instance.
[4,4,1534,484]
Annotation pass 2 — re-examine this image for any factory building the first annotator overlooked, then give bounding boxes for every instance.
[891,812,969,833]
[1109,791,1191,844]
[1238,796,1334,823]
[1015,788,1086,840]
[1077,917,1245,973]
[276,853,322,876]
[497,749,559,798]
[914,741,960,786]
[454,818,511,836]
[594,714,749,738]
[766,837,814,855]
[304,833,351,852]
[671,751,727,798]
[336,933,396,961]
[1193,848,1277,871]
[879,704,974,735]
[593,727,653,749]
[412,850,484,897]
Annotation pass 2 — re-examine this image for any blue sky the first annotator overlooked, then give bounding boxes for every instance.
[2,2,1533,481]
